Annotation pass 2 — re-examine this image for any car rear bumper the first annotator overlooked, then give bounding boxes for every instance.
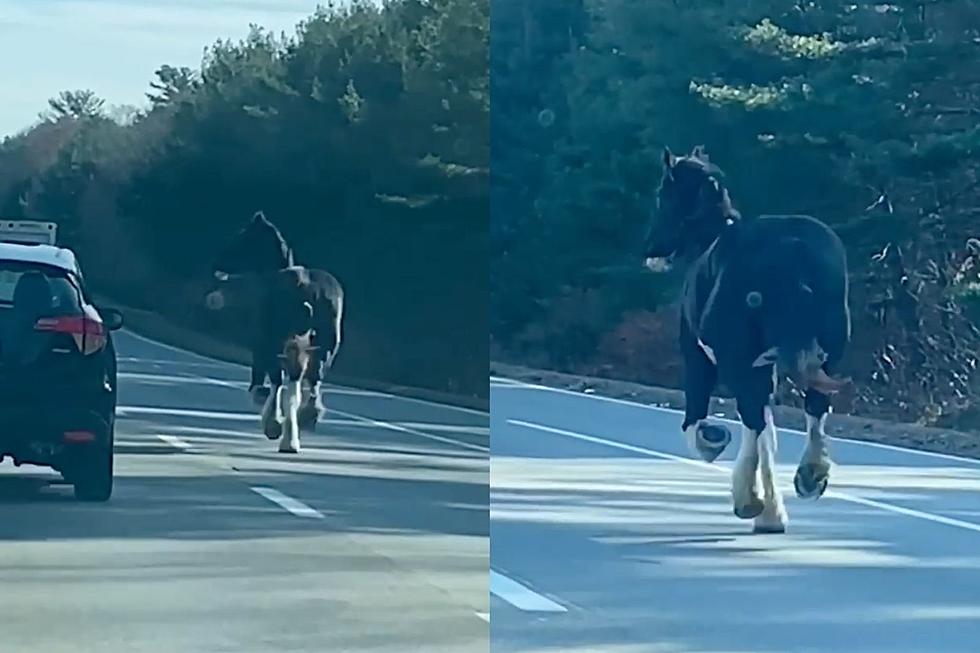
[0,401,112,468]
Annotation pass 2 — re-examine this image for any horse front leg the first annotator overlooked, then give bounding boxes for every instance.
[679,323,729,462]
[278,378,303,454]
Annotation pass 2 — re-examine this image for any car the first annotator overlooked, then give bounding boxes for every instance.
[0,220,124,501]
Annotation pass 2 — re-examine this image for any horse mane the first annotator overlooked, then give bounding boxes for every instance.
[252,211,296,268]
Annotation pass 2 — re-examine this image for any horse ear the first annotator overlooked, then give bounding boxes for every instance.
[691,145,708,162]
[252,211,267,224]
[662,147,677,170]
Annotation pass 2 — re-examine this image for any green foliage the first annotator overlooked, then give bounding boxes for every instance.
[492,0,980,426]
[0,0,488,399]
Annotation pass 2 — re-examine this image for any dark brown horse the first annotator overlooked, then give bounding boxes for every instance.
[643,146,851,533]
[205,212,343,453]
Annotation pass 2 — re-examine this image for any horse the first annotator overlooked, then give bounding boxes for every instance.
[642,145,851,534]
[204,211,344,453]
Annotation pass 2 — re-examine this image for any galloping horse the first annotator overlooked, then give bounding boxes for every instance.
[643,146,851,533]
[204,211,344,453]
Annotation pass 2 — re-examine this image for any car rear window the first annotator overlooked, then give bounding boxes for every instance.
[0,261,81,313]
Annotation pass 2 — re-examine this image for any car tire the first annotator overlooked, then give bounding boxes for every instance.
[72,445,113,502]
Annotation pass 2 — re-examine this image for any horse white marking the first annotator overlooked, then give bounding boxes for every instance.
[755,406,788,532]
[682,419,707,456]
[278,379,303,453]
[697,339,717,365]
[752,346,778,367]
[644,257,672,273]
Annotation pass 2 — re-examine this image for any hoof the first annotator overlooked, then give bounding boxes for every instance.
[733,497,765,520]
[752,521,787,535]
[278,441,300,454]
[297,403,321,431]
[794,465,830,500]
[695,424,732,463]
[263,421,282,441]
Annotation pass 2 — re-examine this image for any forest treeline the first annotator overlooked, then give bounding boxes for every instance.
[492,1,980,428]
[0,0,488,400]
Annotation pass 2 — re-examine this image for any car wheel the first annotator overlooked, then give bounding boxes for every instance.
[72,445,113,502]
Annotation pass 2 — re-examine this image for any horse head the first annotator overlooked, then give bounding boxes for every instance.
[643,145,739,273]
[205,211,295,311]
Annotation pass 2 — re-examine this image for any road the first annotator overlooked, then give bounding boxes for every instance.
[491,376,980,653]
[0,330,488,653]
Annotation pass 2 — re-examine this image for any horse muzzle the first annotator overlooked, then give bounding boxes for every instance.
[644,255,674,273]
[204,290,225,311]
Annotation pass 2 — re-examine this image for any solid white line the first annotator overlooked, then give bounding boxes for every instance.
[490,570,567,613]
[119,355,489,453]
[493,376,980,467]
[507,419,980,537]
[120,328,489,416]
[251,486,324,519]
[118,405,490,449]
[835,493,980,535]
[329,406,489,454]
[157,434,193,450]
[119,405,259,421]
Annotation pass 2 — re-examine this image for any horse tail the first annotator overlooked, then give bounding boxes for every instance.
[321,293,343,370]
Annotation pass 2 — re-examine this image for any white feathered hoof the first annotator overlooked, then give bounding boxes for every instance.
[752,520,787,535]
[278,438,300,454]
[794,463,830,500]
[695,423,732,463]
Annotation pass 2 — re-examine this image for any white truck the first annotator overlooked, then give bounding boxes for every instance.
[0,220,58,246]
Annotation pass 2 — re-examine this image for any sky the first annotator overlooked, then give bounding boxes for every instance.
[0,0,329,137]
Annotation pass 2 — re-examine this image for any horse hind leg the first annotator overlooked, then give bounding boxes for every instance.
[297,358,327,432]
[260,384,283,441]
[795,387,833,500]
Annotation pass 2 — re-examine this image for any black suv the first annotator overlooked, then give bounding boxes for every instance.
[0,242,123,501]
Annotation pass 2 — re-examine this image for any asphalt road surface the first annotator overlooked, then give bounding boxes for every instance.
[491,376,980,653]
[0,330,488,653]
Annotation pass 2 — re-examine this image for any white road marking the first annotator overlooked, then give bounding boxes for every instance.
[118,405,489,437]
[157,434,193,450]
[329,406,489,454]
[508,419,980,537]
[251,486,324,519]
[120,329,489,416]
[490,570,567,613]
[493,376,980,467]
[119,406,259,421]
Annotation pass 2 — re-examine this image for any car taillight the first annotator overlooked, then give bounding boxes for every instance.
[34,315,107,355]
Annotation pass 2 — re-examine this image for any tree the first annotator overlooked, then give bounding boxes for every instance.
[146,65,199,108]
[44,90,106,121]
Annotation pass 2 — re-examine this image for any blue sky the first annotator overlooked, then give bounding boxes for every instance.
[0,0,328,136]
